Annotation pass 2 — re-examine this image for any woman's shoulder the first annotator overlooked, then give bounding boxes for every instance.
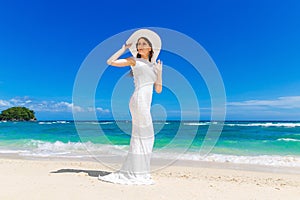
[125,57,136,66]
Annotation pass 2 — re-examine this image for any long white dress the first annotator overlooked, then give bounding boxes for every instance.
[98,57,158,185]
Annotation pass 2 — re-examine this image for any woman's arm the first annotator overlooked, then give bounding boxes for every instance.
[154,60,163,93]
[107,43,135,67]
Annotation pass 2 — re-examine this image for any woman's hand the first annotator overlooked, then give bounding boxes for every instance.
[154,60,163,72]
[107,43,134,67]
[123,43,132,50]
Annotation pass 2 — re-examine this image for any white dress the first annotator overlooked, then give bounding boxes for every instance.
[98,57,158,185]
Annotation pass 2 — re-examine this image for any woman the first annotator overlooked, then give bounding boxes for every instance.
[98,29,162,185]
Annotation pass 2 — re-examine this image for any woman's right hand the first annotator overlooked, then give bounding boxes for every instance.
[107,43,133,66]
[123,43,132,50]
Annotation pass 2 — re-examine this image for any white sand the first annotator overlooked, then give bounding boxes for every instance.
[0,157,300,200]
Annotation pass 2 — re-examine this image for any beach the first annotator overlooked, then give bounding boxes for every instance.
[1,121,300,199]
[1,157,300,200]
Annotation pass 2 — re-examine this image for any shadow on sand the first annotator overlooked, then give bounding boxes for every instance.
[50,169,111,177]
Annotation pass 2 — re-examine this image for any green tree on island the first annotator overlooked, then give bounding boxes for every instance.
[0,107,37,121]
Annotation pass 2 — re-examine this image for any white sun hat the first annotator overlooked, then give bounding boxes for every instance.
[126,29,162,63]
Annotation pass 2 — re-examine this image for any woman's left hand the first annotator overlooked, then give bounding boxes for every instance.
[154,60,163,72]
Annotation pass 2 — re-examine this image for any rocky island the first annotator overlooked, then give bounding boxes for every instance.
[0,106,37,121]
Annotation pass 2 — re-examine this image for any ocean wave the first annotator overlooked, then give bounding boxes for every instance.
[76,121,114,125]
[1,139,300,168]
[75,122,100,125]
[0,149,30,154]
[99,122,114,125]
[152,152,300,167]
[38,121,70,125]
[30,140,127,151]
[153,122,170,125]
[38,122,53,125]
[226,122,300,128]
[277,138,300,142]
[0,140,128,158]
[183,122,210,126]
[55,121,69,124]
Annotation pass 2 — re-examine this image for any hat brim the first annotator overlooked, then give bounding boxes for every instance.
[126,29,161,63]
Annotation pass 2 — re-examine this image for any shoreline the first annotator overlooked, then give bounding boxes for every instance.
[1,157,300,199]
[0,154,300,175]
[1,153,300,175]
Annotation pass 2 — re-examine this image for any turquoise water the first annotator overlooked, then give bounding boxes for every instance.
[0,121,300,167]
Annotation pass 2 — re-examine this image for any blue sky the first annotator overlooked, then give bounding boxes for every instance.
[0,0,300,120]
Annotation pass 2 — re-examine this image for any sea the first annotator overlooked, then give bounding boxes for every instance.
[1,120,300,169]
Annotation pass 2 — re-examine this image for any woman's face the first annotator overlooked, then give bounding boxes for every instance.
[137,38,151,57]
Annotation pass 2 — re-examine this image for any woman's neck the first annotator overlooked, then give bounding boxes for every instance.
[140,54,149,60]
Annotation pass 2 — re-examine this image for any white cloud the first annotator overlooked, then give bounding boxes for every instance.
[226,96,300,120]
[0,97,110,114]
[0,100,11,107]
[86,107,110,113]
[96,107,110,113]
[227,96,300,109]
